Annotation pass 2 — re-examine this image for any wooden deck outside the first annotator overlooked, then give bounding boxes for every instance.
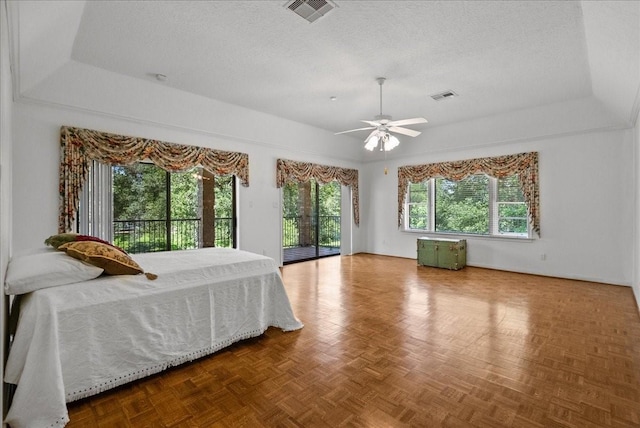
[282,245,340,264]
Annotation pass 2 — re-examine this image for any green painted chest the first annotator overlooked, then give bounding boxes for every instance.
[417,238,466,270]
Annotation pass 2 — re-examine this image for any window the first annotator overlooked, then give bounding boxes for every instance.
[435,175,489,234]
[496,175,528,236]
[407,182,429,230]
[60,126,249,237]
[80,162,236,254]
[405,173,530,238]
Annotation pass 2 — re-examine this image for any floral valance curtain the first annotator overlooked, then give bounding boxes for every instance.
[59,126,249,233]
[276,159,360,226]
[397,152,540,235]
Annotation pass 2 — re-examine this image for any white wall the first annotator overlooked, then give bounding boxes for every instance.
[12,91,637,287]
[0,0,13,416]
[361,113,635,286]
[11,65,365,264]
[8,36,639,288]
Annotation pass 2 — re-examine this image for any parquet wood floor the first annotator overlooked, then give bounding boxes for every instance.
[65,254,640,427]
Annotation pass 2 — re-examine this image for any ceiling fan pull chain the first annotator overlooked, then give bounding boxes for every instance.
[383,144,388,175]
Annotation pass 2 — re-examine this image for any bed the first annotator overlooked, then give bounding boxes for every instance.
[3,247,303,428]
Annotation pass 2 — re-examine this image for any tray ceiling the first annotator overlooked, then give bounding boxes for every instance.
[8,1,640,135]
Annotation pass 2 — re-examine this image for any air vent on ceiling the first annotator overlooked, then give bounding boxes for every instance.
[285,0,337,23]
[430,90,458,101]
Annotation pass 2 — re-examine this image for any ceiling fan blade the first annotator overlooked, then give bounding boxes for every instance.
[387,117,428,127]
[335,126,376,135]
[361,120,382,127]
[388,126,422,137]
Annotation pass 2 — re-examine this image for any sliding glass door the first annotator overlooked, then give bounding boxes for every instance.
[282,179,341,264]
[110,163,236,253]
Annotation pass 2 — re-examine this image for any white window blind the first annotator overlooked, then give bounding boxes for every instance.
[435,175,489,234]
[78,161,113,242]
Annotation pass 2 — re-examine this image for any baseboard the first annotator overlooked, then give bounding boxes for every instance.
[354,252,630,287]
[467,262,630,287]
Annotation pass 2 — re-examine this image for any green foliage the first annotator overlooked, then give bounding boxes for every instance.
[408,204,428,229]
[408,182,428,203]
[282,180,341,249]
[318,181,340,216]
[499,217,528,234]
[408,182,428,229]
[112,164,236,253]
[498,174,523,201]
[406,174,529,236]
[498,175,528,234]
[282,218,300,248]
[214,175,234,219]
[282,182,299,218]
[170,169,199,219]
[113,164,167,220]
[113,228,167,253]
[435,175,489,234]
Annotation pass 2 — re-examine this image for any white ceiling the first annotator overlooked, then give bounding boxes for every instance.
[8,0,640,139]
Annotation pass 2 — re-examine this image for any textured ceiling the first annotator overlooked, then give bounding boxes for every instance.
[10,1,640,137]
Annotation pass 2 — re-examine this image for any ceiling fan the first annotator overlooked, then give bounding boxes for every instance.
[336,77,428,151]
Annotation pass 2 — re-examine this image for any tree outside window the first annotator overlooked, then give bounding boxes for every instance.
[405,173,529,238]
[113,163,235,253]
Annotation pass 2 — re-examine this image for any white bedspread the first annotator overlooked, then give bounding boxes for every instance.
[4,248,303,428]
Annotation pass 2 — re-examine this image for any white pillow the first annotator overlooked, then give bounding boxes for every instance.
[5,251,104,295]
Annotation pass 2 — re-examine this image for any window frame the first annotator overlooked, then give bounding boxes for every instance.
[406,181,431,231]
[403,174,532,240]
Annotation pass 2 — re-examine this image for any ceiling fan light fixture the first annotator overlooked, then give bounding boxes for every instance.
[364,135,379,151]
[364,132,399,151]
[384,134,400,151]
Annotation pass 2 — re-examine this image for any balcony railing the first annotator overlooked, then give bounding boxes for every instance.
[114,217,234,254]
[282,215,341,248]
[113,215,338,255]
